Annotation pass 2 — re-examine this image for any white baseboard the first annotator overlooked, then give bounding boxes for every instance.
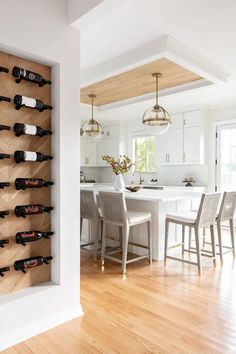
[0,304,84,351]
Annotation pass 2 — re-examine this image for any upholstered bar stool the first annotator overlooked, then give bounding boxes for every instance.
[99,191,152,274]
[164,193,221,275]
[216,191,236,262]
[80,189,102,259]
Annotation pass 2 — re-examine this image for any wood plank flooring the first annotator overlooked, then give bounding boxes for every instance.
[3,238,236,354]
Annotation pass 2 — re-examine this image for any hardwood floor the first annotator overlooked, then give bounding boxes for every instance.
[3,236,236,354]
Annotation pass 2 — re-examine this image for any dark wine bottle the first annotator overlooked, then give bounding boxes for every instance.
[15,178,53,190]
[0,66,9,73]
[14,256,53,273]
[15,204,53,217]
[14,95,52,112]
[13,123,52,137]
[0,124,10,131]
[0,267,10,277]
[16,231,54,246]
[14,150,53,163]
[0,211,9,219]
[0,153,11,160]
[0,96,11,103]
[12,66,51,87]
[0,239,9,248]
[0,182,10,189]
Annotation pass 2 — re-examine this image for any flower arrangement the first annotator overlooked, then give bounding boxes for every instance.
[102,155,134,175]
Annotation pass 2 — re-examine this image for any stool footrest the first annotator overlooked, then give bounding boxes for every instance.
[166,255,198,266]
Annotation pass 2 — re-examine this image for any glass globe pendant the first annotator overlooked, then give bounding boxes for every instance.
[81,94,103,140]
[142,73,171,135]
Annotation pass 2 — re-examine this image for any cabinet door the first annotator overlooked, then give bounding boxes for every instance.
[184,126,201,164]
[80,140,96,166]
[156,129,183,165]
[184,110,200,127]
[169,113,183,130]
[97,137,120,167]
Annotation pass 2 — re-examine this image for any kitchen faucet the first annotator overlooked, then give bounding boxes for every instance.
[132,170,144,185]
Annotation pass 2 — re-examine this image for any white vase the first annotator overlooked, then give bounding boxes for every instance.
[113,174,125,191]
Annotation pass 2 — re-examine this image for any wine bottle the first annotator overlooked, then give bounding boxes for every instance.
[0,124,10,131]
[15,204,53,217]
[15,178,53,190]
[0,66,9,73]
[13,123,52,137]
[0,267,10,277]
[0,153,10,160]
[12,66,51,87]
[0,211,9,219]
[16,231,54,246]
[0,96,11,103]
[14,95,52,112]
[14,150,53,163]
[0,182,10,189]
[14,256,53,273]
[0,239,9,248]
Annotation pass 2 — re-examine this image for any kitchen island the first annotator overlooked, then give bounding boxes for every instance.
[81,184,202,261]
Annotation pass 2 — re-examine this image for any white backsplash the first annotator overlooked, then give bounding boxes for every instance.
[85,165,209,187]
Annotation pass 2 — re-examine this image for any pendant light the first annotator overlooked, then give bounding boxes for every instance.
[81,94,103,140]
[142,73,171,135]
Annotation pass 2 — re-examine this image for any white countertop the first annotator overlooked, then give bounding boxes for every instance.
[81,184,202,202]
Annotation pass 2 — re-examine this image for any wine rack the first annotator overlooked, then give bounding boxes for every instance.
[0,51,52,295]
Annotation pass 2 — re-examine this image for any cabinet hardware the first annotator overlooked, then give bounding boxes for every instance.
[85,157,89,165]
[183,153,186,162]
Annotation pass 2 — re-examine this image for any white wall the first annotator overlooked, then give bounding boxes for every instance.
[69,0,104,24]
[0,0,82,350]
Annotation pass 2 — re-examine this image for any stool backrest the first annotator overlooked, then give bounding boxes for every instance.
[196,193,221,227]
[81,189,99,220]
[99,191,127,226]
[218,191,236,222]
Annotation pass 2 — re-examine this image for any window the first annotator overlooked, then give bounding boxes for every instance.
[134,136,156,172]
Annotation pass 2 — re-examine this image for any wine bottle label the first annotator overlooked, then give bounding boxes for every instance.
[25,151,37,161]
[25,124,37,135]
[25,205,39,213]
[24,259,39,268]
[21,231,36,238]
[21,96,36,108]
[25,179,39,186]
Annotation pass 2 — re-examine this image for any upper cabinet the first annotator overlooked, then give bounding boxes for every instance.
[80,124,120,167]
[80,139,97,167]
[156,110,204,166]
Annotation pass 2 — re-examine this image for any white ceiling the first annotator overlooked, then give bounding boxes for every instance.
[78,0,236,116]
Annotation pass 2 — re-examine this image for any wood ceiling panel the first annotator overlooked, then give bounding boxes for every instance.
[81,58,202,106]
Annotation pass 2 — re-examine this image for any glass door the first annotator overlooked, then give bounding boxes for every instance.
[216,123,236,192]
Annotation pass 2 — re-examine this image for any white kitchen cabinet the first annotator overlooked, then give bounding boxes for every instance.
[156,110,203,166]
[184,110,201,127]
[184,126,202,164]
[80,139,97,166]
[156,128,183,165]
[96,137,120,167]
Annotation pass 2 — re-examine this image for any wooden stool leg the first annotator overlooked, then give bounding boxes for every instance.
[80,218,83,239]
[230,219,235,256]
[101,223,107,266]
[210,224,216,266]
[164,219,169,266]
[122,225,129,274]
[202,227,206,249]
[217,221,223,263]
[188,227,192,250]
[195,227,202,275]
[147,220,152,265]
[182,225,185,258]
[119,226,123,250]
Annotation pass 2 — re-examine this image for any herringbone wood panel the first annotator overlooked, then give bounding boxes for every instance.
[0,51,52,295]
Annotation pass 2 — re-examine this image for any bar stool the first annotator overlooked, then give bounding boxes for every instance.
[164,193,221,275]
[216,191,236,262]
[99,191,152,274]
[80,189,102,259]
